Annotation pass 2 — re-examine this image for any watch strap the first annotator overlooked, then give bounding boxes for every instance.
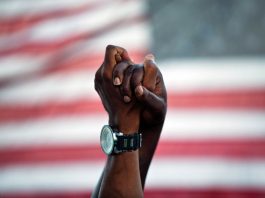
[116,133,142,152]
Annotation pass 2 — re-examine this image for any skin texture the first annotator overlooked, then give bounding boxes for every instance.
[92,45,167,197]
[94,45,142,198]
[112,54,167,188]
[94,45,141,132]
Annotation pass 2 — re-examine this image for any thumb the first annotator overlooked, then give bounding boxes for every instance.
[134,85,165,113]
[143,54,157,91]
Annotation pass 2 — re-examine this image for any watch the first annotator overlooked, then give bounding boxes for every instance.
[100,125,142,155]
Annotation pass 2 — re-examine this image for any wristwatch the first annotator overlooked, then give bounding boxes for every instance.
[100,125,142,155]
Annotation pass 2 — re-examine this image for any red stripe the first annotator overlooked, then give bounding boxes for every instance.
[0,1,110,35]
[1,89,264,123]
[1,139,265,166]
[1,188,265,198]
[168,89,265,109]
[0,144,105,166]
[0,50,147,88]
[144,188,265,198]
[156,139,265,158]
[0,99,104,123]
[0,15,147,57]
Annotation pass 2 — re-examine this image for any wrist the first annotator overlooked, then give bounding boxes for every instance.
[109,115,140,135]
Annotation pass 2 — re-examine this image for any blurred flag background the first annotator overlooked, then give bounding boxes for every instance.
[1,0,265,197]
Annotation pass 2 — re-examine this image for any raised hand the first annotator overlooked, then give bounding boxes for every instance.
[112,54,167,187]
[93,45,143,198]
[94,45,141,133]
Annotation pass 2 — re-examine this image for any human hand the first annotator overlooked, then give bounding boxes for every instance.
[112,54,167,128]
[94,45,141,133]
[112,54,167,187]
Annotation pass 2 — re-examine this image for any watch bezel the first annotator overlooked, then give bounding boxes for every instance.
[100,125,115,155]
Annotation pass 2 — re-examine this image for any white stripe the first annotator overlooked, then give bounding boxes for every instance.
[0,158,265,192]
[0,20,149,56]
[30,1,145,41]
[146,157,265,189]
[0,0,146,47]
[0,114,107,148]
[0,55,49,79]
[0,70,99,103]
[0,0,102,17]
[0,161,104,192]
[1,59,265,104]
[0,21,150,79]
[162,110,265,139]
[161,58,265,92]
[0,110,265,148]
[86,21,151,52]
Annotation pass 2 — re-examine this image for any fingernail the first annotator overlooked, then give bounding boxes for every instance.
[135,85,144,96]
[124,95,131,103]
[114,77,121,85]
[144,54,155,62]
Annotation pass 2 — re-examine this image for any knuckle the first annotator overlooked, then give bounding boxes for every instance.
[143,80,156,91]
[145,61,158,73]
[106,44,115,52]
[102,69,111,82]
[141,89,149,100]
[115,54,122,62]
[113,62,129,76]
[131,69,143,86]
[149,64,157,73]
[121,85,130,95]
[125,65,135,76]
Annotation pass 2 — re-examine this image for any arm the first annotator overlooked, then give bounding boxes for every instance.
[114,55,167,187]
[92,46,166,197]
[99,52,166,188]
[93,45,143,198]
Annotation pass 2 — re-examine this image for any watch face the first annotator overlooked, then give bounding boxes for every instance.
[100,125,114,155]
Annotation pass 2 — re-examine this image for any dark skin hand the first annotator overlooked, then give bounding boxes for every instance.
[113,54,167,187]
[94,45,143,198]
[92,45,167,197]
[94,45,141,132]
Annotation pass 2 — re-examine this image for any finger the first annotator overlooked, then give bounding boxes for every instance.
[120,49,133,63]
[115,54,122,63]
[120,65,135,103]
[104,45,132,68]
[131,65,144,89]
[135,85,165,113]
[115,52,133,64]
[143,54,158,91]
[112,61,131,86]
[103,45,133,80]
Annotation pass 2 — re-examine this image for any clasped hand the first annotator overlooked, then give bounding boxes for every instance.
[94,45,167,134]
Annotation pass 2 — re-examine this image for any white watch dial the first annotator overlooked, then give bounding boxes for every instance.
[100,125,114,155]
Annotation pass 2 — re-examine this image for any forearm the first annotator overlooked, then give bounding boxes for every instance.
[99,151,143,198]
[92,123,164,197]
[139,123,164,188]
[98,117,142,198]
[93,45,166,197]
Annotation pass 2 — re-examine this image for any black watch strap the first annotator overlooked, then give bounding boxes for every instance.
[116,133,142,152]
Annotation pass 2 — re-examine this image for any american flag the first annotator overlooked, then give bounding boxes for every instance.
[1,0,265,197]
